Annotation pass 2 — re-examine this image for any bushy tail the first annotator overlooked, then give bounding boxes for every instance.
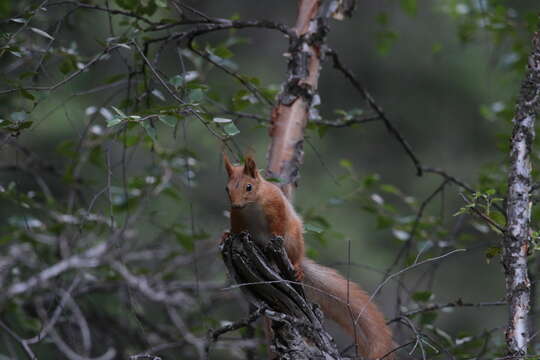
[301,258,394,359]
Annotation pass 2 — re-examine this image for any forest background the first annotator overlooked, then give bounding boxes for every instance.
[0,0,539,359]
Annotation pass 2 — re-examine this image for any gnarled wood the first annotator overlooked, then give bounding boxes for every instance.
[220,232,344,360]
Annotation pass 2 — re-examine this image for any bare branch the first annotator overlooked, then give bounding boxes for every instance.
[402,299,506,317]
[111,261,194,307]
[4,242,107,299]
[0,45,125,95]
[327,49,423,176]
[0,320,38,360]
[205,307,264,358]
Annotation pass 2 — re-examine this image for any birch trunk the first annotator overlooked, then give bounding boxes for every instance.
[503,28,540,357]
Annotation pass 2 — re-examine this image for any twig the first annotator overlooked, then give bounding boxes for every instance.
[327,49,423,176]
[0,320,38,360]
[204,308,264,359]
[355,249,467,327]
[0,45,124,95]
[402,299,506,317]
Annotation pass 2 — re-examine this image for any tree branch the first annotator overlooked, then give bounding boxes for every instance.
[266,0,333,197]
[327,49,423,176]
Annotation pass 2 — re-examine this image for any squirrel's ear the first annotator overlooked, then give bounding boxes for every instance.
[223,153,234,177]
[243,156,259,178]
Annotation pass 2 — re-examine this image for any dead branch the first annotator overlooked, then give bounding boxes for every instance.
[220,232,343,359]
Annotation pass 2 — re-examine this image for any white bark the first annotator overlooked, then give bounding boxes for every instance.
[503,29,540,357]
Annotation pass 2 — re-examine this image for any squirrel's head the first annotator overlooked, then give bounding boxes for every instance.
[223,154,261,209]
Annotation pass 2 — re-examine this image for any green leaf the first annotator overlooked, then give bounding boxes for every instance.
[214,45,234,59]
[317,124,328,138]
[176,232,194,251]
[56,140,76,158]
[30,27,54,40]
[420,311,437,325]
[169,75,184,89]
[106,116,123,127]
[223,122,240,136]
[207,50,238,70]
[232,89,251,111]
[412,291,432,302]
[10,111,27,122]
[213,117,231,124]
[400,0,417,16]
[105,74,126,84]
[305,223,324,234]
[340,159,353,170]
[158,115,177,127]
[59,58,77,74]
[20,89,35,101]
[363,174,380,187]
[17,121,33,130]
[189,88,204,102]
[375,12,389,25]
[485,246,501,263]
[123,134,140,147]
[140,121,157,142]
[111,106,126,117]
[376,30,398,56]
[380,184,400,195]
[376,215,393,229]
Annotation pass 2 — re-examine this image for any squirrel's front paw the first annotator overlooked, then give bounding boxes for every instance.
[219,231,231,245]
[293,264,304,282]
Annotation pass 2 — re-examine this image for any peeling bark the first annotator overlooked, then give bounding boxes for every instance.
[503,28,540,358]
[220,232,344,360]
[266,0,354,197]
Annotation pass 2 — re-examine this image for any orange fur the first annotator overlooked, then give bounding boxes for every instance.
[224,154,394,359]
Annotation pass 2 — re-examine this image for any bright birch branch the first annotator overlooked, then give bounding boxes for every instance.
[265,0,322,198]
[265,0,354,197]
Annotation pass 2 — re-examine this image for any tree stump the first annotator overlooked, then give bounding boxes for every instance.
[220,232,345,360]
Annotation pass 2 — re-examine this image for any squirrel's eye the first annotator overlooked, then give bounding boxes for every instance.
[246,184,253,192]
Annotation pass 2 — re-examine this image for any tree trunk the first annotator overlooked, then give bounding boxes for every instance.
[503,26,540,358]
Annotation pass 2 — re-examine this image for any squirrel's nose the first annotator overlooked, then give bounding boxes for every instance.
[231,204,245,209]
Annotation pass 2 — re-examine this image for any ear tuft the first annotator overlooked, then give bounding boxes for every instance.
[223,152,234,177]
[243,156,258,178]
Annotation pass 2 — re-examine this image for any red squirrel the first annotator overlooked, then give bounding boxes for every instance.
[223,154,394,360]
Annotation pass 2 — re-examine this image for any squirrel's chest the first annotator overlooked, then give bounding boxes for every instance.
[236,203,271,241]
